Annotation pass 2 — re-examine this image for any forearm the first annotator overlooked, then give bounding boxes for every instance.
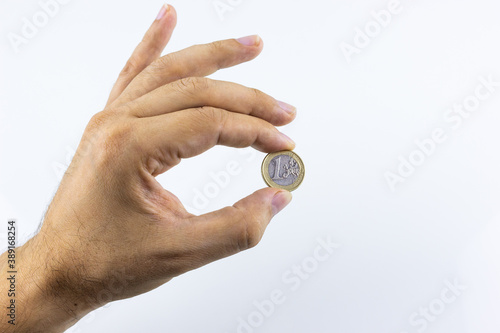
[0,234,92,332]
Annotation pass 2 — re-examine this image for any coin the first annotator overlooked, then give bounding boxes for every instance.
[261,151,305,191]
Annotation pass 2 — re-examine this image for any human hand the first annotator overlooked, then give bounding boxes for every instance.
[1,4,297,332]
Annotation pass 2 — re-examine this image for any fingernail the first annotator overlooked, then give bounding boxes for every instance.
[280,132,295,146]
[271,191,293,216]
[236,35,261,46]
[277,100,297,115]
[156,4,169,21]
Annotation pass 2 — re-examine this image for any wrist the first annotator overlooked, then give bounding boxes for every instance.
[0,232,93,332]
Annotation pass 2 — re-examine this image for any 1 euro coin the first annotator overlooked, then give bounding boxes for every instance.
[261,151,305,191]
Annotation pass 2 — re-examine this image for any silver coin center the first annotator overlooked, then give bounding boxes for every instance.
[267,154,300,186]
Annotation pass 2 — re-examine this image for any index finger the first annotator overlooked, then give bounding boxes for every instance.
[106,4,177,107]
[137,107,295,175]
[114,35,264,106]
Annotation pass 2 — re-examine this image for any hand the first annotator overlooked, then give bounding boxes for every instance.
[0,4,296,332]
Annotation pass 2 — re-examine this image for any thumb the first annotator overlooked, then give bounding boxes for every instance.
[186,188,292,265]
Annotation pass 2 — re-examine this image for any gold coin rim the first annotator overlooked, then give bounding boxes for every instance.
[261,151,305,192]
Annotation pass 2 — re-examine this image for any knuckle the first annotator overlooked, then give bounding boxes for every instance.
[93,121,136,167]
[155,55,172,71]
[105,122,134,144]
[176,77,210,94]
[207,41,230,69]
[194,106,225,126]
[235,210,263,251]
[251,88,270,107]
[147,53,183,82]
[87,111,112,132]
[251,87,263,99]
[190,107,228,145]
[102,122,134,150]
[120,57,140,77]
[154,53,179,73]
[209,40,224,53]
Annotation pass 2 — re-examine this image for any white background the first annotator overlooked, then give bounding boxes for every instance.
[2,0,500,332]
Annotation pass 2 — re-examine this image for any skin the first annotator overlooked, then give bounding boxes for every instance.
[0,5,296,332]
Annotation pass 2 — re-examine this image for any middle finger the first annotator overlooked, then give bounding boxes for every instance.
[123,77,297,126]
